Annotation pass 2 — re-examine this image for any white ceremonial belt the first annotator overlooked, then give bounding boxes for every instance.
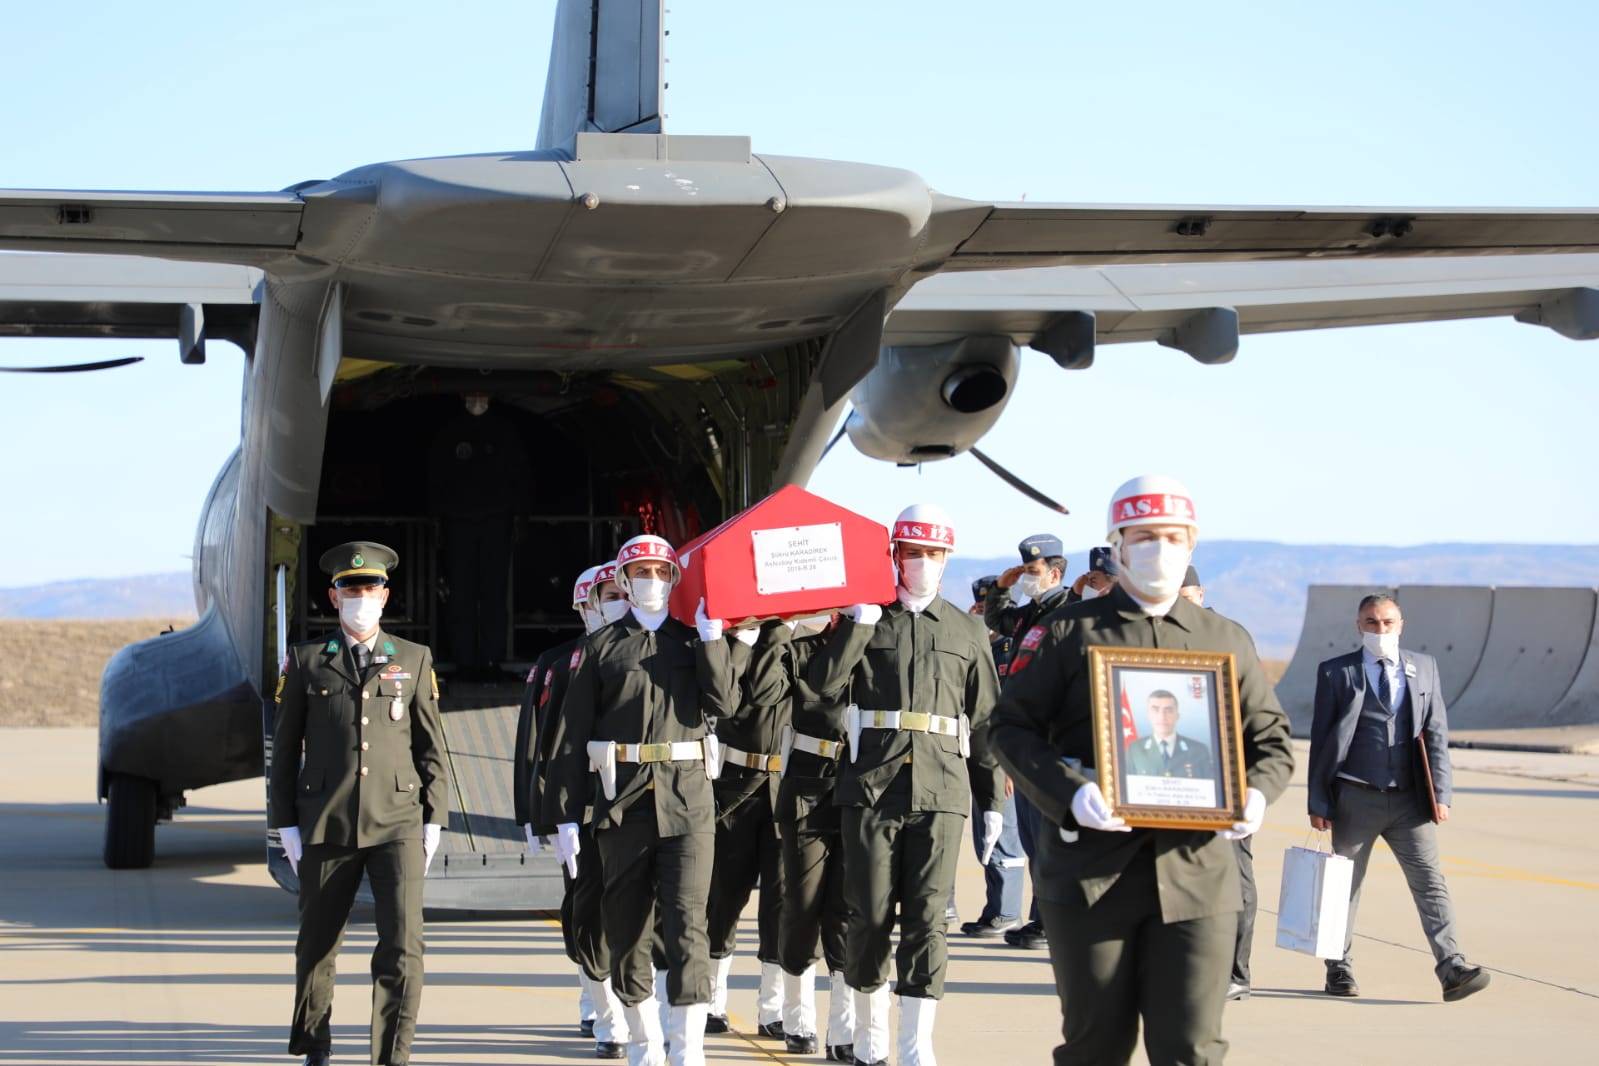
[616,741,706,763]
[722,744,784,772]
[853,708,960,736]
[791,733,845,760]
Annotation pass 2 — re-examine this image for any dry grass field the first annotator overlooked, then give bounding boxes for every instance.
[1260,657,1287,688]
[0,619,192,727]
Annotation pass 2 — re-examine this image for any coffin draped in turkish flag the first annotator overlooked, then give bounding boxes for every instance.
[668,484,896,626]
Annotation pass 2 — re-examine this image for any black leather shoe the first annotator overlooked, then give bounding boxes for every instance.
[580,1018,596,1038]
[854,1058,888,1066]
[594,1040,623,1059]
[786,1032,819,1054]
[704,1013,730,1034]
[1324,968,1359,997]
[1003,920,1047,949]
[960,915,1017,938]
[302,1054,330,1066]
[1442,963,1490,1002]
[828,1044,853,1061]
[759,1020,786,1039]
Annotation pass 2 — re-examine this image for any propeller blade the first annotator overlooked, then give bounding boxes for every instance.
[0,356,145,374]
[819,423,849,461]
[969,447,1070,514]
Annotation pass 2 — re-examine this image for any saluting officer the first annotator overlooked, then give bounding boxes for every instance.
[989,477,1294,1066]
[745,613,857,1061]
[270,542,450,1066]
[515,563,629,1059]
[804,504,1005,1066]
[545,534,737,1066]
[984,534,1071,647]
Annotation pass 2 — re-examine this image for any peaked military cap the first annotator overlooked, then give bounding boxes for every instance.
[1018,533,1064,562]
[971,574,1000,601]
[320,541,399,587]
[1183,564,1201,588]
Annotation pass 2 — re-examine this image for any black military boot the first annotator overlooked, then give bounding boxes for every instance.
[594,1039,623,1059]
[786,1031,819,1054]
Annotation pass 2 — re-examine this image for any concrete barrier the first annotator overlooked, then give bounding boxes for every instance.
[1550,593,1599,727]
[1441,587,1597,730]
[1276,584,1389,736]
[1395,585,1493,706]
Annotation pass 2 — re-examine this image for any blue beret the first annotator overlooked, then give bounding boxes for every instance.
[972,575,1000,600]
[1018,534,1064,562]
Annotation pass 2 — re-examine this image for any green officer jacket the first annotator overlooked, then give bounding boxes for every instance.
[804,597,1005,816]
[545,612,737,838]
[1124,733,1215,780]
[269,629,450,848]
[987,587,1294,923]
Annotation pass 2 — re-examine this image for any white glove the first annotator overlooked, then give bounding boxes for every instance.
[278,826,302,874]
[1069,782,1130,832]
[695,598,724,642]
[522,823,542,855]
[847,603,882,625]
[979,810,1005,865]
[1217,787,1267,841]
[555,822,581,878]
[423,823,442,874]
[733,626,759,646]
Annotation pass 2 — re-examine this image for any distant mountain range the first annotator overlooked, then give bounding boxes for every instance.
[944,541,1599,659]
[4,544,1598,658]
[0,572,195,621]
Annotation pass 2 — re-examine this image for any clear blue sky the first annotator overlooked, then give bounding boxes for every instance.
[2,0,1597,587]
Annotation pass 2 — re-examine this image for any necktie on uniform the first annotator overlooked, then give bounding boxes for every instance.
[353,642,372,674]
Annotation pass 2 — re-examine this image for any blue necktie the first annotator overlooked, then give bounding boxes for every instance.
[1377,661,1393,712]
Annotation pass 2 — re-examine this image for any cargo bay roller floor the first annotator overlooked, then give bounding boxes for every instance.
[3,729,1596,1064]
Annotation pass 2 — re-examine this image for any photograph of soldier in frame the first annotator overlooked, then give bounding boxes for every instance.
[1086,647,1247,830]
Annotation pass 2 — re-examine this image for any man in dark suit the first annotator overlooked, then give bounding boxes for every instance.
[1308,592,1489,1003]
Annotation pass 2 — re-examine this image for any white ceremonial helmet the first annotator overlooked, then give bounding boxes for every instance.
[614,534,681,597]
[586,562,619,606]
[1105,474,1199,544]
[890,503,957,552]
[571,565,602,612]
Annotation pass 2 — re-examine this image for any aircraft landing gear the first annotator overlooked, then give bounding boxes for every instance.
[103,773,158,869]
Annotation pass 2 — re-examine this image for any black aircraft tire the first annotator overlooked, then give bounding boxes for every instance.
[103,773,158,869]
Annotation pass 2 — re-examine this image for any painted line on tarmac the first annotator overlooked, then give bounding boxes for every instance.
[723,1012,799,1065]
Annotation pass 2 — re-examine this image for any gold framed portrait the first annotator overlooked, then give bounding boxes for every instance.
[1086,646,1247,830]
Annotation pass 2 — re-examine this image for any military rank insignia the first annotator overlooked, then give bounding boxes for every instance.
[570,647,583,671]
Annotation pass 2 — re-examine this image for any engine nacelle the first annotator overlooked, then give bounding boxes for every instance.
[845,335,1018,463]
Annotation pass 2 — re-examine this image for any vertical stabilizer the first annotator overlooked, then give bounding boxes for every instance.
[536,0,664,151]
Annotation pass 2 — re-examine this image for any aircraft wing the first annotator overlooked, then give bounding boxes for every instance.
[0,252,262,348]
[941,202,1599,269]
[887,254,1599,361]
[0,189,302,264]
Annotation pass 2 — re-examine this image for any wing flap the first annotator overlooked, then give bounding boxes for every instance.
[0,253,261,341]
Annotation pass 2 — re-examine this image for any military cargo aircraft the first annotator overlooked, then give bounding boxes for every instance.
[3,0,1598,909]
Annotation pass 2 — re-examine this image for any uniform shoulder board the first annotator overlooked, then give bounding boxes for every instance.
[525,665,538,684]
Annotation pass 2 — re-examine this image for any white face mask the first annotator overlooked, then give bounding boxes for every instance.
[598,598,630,625]
[1121,539,1191,603]
[899,556,944,598]
[629,577,671,612]
[1016,573,1043,601]
[578,606,603,635]
[338,595,383,635]
[1080,583,1103,601]
[1361,629,1400,662]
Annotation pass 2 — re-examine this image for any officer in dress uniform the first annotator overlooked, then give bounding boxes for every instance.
[988,477,1294,1066]
[803,504,1006,1066]
[1123,690,1216,779]
[545,535,738,1066]
[270,542,450,1066]
[702,621,788,1041]
[514,564,629,1059]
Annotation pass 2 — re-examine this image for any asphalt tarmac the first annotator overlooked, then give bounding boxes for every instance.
[1,729,1594,1065]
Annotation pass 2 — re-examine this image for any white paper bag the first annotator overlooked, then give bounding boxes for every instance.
[1274,844,1354,959]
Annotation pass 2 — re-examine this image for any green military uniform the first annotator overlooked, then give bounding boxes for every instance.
[1124,733,1215,780]
[704,625,787,1011]
[988,586,1293,1066]
[545,611,736,1009]
[804,597,1005,1001]
[269,543,449,1066]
